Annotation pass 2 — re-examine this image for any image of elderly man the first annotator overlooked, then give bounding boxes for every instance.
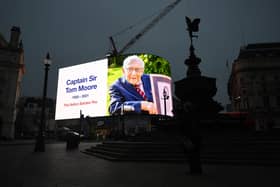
[108,55,157,115]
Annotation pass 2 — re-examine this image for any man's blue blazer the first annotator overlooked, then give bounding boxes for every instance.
[108,74,153,115]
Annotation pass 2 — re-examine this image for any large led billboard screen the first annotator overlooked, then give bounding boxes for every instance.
[55,54,173,120]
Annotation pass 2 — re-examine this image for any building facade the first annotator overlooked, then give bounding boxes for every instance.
[0,26,25,139]
[15,97,56,138]
[228,43,280,131]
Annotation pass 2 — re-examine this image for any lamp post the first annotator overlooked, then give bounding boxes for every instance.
[34,52,52,152]
[162,87,169,116]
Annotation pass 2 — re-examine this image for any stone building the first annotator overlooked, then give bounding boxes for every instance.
[228,43,280,131]
[0,26,25,139]
[15,97,56,138]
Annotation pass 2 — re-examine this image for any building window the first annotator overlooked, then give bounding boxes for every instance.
[263,96,270,108]
[240,77,244,84]
[243,97,249,110]
[27,103,34,109]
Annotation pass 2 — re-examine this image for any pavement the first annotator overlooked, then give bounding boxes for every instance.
[0,140,280,187]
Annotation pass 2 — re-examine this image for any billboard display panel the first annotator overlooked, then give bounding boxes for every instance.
[55,54,173,120]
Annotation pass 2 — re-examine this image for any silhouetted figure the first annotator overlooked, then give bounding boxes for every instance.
[184,122,202,174]
[176,101,202,175]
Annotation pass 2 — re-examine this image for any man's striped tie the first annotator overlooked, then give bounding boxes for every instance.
[134,84,147,100]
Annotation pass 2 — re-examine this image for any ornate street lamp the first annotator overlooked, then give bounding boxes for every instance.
[162,86,169,116]
[34,52,52,152]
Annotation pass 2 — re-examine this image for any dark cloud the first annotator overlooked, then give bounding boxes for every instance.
[1,0,280,107]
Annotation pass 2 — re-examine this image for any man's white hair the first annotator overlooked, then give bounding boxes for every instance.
[123,55,144,68]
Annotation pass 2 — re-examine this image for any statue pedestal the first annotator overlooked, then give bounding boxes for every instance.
[175,75,222,119]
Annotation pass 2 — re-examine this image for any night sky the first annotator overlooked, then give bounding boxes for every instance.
[1,0,280,107]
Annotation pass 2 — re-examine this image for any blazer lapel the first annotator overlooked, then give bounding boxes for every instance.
[142,75,152,101]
